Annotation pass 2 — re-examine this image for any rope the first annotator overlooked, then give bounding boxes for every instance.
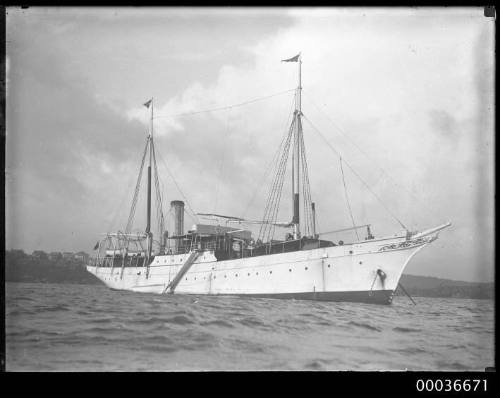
[151,139,165,242]
[213,108,231,214]
[298,117,314,237]
[125,137,149,234]
[304,92,439,225]
[154,148,200,224]
[107,167,136,234]
[154,88,296,120]
[241,91,296,219]
[340,157,359,241]
[302,114,408,231]
[258,118,295,242]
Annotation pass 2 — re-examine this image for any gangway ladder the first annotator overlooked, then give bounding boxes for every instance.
[162,250,201,294]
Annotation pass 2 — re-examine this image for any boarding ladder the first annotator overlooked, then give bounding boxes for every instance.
[162,250,201,294]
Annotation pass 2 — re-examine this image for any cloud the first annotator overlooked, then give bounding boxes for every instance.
[5,8,494,282]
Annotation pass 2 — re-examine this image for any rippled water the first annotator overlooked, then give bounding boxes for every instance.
[5,282,494,371]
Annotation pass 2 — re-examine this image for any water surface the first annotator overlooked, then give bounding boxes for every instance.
[5,282,494,371]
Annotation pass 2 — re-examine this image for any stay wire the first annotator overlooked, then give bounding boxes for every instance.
[213,108,231,214]
[302,114,408,231]
[154,88,296,120]
[154,148,200,224]
[125,137,149,234]
[304,91,437,226]
[241,91,296,219]
[340,157,360,241]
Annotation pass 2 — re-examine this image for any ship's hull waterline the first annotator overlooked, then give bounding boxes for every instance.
[87,233,436,305]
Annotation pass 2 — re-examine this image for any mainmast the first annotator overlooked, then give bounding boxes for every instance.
[293,54,302,239]
[281,53,303,240]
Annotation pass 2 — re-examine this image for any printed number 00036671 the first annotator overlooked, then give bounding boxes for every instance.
[416,379,487,392]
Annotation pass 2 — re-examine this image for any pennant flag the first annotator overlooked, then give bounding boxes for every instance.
[143,99,152,108]
[281,53,300,62]
[93,241,99,250]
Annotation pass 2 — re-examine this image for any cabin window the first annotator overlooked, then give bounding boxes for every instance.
[305,267,308,270]
[224,275,227,278]
[256,272,259,275]
[349,250,353,254]
[269,271,272,274]
[359,261,363,264]
[328,264,331,268]
[248,273,250,276]
[235,274,238,277]
[289,269,292,272]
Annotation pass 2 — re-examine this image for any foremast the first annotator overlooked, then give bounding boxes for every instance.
[146,98,154,259]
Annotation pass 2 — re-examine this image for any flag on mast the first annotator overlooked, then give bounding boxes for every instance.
[143,99,152,108]
[281,53,300,62]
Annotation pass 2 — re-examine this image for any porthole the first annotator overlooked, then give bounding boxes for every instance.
[214,276,216,279]
[224,275,227,278]
[185,277,187,281]
[248,273,250,276]
[289,269,292,272]
[194,277,196,280]
[349,250,353,254]
[269,270,272,274]
[235,274,238,277]
[327,264,331,268]
[305,267,308,270]
[256,272,259,275]
[359,261,363,265]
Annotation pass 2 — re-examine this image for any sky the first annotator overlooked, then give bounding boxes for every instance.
[5,7,495,282]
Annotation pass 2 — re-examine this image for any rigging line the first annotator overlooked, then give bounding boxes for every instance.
[107,167,137,233]
[152,140,165,238]
[299,119,314,234]
[154,148,200,224]
[213,108,231,214]
[340,157,360,241]
[241,90,297,219]
[154,88,296,120]
[267,126,294,240]
[125,138,149,234]
[259,121,292,239]
[259,135,287,239]
[302,114,408,231]
[304,91,439,223]
[300,127,314,236]
[260,121,294,241]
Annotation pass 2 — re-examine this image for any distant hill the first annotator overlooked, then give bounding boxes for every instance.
[4,249,101,285]
[398,274,494,300]
[3,250,494,299]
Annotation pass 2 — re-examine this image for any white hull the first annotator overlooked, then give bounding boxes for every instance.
[87,232,440,305]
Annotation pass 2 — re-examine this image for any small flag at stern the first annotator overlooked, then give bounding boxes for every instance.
[143,99,152,108]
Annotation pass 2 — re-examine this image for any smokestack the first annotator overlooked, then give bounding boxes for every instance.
[171,200,185,253]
